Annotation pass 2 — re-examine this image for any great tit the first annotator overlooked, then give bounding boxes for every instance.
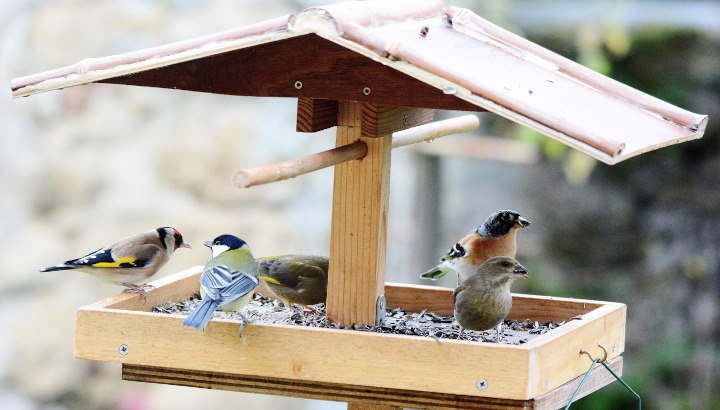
[183,234,259,335]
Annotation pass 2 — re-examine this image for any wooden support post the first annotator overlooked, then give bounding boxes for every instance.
[327,101,433,326]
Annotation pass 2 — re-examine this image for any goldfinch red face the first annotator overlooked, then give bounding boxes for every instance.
[172,229,190,250]
[158,227,190,251]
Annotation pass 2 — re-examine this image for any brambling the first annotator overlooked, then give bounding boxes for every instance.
[421,210,530,284]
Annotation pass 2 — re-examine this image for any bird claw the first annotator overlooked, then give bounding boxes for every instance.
[123,283,155,304]
[237,312,255,336]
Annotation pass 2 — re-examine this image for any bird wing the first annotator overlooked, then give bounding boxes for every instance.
[201,265,258,305]
[440,242,466,262]
[65,245,159,269]
[453,283,467,305]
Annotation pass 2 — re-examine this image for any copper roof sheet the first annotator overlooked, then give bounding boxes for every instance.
[10,0,706,164]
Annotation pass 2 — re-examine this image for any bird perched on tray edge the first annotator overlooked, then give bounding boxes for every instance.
[183,234,259,335]
[453,256,529,342]
[40,227,190,301]
[256,254,329,313]
[421,210,531,285]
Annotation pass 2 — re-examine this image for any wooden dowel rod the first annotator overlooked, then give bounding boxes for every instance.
[233,140,368,188]
[391,114,479,149]
[233,115,479,188]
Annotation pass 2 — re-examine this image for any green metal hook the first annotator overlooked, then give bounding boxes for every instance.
[565,342,641,410]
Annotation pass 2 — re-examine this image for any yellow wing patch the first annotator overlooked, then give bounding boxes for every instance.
[259,275,282,285]
[92,256,136,268]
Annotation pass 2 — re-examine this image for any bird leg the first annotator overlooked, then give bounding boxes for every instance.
[495,323,502,343]
[295,304,321,314]
[457,325,464,340]
[238,311,256,336]
[122,283,155,304]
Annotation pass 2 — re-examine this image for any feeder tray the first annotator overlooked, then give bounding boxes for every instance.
[76,267,624,409]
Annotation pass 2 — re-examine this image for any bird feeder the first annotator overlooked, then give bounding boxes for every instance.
[12,0,706,408]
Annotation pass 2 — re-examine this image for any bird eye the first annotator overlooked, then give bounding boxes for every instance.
[501,261,511,267]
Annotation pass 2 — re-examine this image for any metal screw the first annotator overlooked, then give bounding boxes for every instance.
[403,114,408,125]
[294,81,303,89]
[612,341,616,352]
[544,379,549,389]
[119,344,129,356]
[476,379,488,390]
[362,87,371,95]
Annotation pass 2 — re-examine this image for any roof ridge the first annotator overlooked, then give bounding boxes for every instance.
[300,0,445,32]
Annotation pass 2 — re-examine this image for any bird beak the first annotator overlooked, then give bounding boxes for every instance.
[180,242,191,249]
[515,217,531,228]
[513,264,529,279]
[203,241,213,248]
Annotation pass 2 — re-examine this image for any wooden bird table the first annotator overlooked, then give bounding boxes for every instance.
[72,96,627,410]
[14,0,707,407]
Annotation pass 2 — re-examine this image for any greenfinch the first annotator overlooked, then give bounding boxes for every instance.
[453,256,528,342]
[256,255,328,313]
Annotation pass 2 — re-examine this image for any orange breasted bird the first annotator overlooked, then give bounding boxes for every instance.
[421,210,530,285]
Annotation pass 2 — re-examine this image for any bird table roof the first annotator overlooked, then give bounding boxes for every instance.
[10,0,706,164]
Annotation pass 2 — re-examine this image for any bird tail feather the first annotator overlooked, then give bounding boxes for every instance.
[420,267,452,280]
[39,264,76,272]
[182,298,219,330]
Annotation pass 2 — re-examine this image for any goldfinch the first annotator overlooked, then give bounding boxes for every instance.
[183,234,259,335]
[256,255,328,313]
[453,256,528,342]
[421,210,531,284]
[40,227,190,300]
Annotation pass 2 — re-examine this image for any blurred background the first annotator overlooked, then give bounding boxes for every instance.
[1,0,718,409]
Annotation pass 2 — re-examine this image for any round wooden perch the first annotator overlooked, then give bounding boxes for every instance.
[234,114,479,188]
[233,140,368,188]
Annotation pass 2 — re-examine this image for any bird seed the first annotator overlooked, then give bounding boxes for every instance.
[153,293,563,344]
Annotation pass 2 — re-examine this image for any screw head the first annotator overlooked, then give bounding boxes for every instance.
[612,341,616,351]
[362,87,371,96]
[119,344,129,356]
[476,379,488,390]
[544,379,549,389]
[294,81,303,89]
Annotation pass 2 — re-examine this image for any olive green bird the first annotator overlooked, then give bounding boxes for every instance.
[256,255,328,313]
[453,256,528,342]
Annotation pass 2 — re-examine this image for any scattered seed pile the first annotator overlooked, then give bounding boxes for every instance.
[154,294,565,344]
